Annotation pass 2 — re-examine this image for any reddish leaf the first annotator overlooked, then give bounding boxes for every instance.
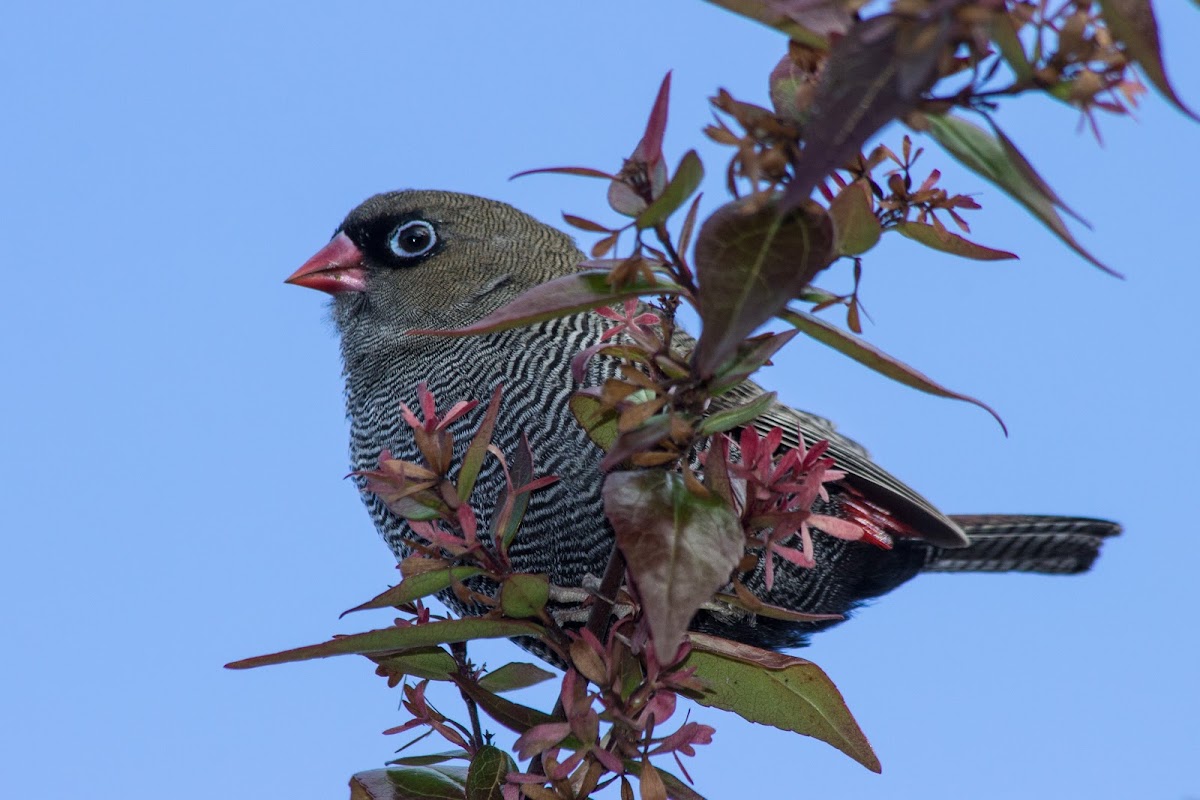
[922,113,1120,276]
[599,414,673,472]
[225,619,545,669]
[828,180,881,256]
[511,165,616,181]
[562,213,613,233]
[647,721,714,757]
[512,721,572,760]
[624,762,709,800]
[592,231,620,258]
[360,459,446,521]
[693,196,834,376]
[603,471,743,663]
[703,435,734,507]
[568,637,609,685]
[638,762,668,800]
[409,271,686,338]
[782,13,951,210]
[778,307,1007,433]
[633,72,671,167]
[685,632,880,772]
[610,73,673,216]
[894,221,1017,261]
[845,297,862,334]
[1097,0,1199,121]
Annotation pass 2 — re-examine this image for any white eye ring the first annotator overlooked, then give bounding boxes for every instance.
[387,220,437,258]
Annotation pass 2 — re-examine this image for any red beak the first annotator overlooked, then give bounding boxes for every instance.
[285,232,368,294]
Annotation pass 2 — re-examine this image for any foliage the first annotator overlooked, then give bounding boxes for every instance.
[232,2,1193,797]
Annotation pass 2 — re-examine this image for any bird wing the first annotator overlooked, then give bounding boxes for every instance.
[709,379,971,549]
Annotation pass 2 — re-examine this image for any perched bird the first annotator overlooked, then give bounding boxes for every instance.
[286,189,1120,650]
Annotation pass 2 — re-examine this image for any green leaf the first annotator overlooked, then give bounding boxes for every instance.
[499,574,550,619]
[828,181,881,256]
[477,662,556,693]
[637,149,705,230]
[225,619,545,670]
[778,307,1006,433]
[341,567,485,617]
[409,271,687,338]
[489,432,538,552]
[986,118,1088,225]
[451,675,572,738]
[709,329,799,394]
[921,113,1119,276]
[387,751,470,767]
[569,390,620,451]
[350,767,468,800]
[657,768,707,800]
[1097,0,1199,122]
[715,585,843,624]
[387,499,445,522]
[685,633,880,773]
[697,391,776,436]
[465,746,514,800]
[458,386,503,502]
[371,646,458,681]
[693,196,834,375]
[602,471,744,663]
[894,221,1017,261]
[796,286,840,306]
[987,14,1033,82]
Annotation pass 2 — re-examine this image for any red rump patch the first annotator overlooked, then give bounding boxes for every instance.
[836,486,918,549]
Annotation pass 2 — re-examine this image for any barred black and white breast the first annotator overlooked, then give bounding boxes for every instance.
[287,189,1121,651]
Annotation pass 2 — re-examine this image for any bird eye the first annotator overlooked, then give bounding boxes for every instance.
[387,220,437,259]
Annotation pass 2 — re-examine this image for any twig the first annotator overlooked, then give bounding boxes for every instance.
[531,544,628,780]
[450,641,485,749]
[654,223,697,294]
[585,544,628,643]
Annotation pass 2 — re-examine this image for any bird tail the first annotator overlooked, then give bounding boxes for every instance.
[923,515,1121,574]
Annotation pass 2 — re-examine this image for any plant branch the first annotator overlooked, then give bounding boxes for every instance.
[585,544,629,643]
[450,641,485,749]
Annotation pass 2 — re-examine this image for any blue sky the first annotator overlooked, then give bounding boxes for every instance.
[3,3,1197,798]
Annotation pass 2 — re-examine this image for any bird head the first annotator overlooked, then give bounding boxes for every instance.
[286,190,583,341]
